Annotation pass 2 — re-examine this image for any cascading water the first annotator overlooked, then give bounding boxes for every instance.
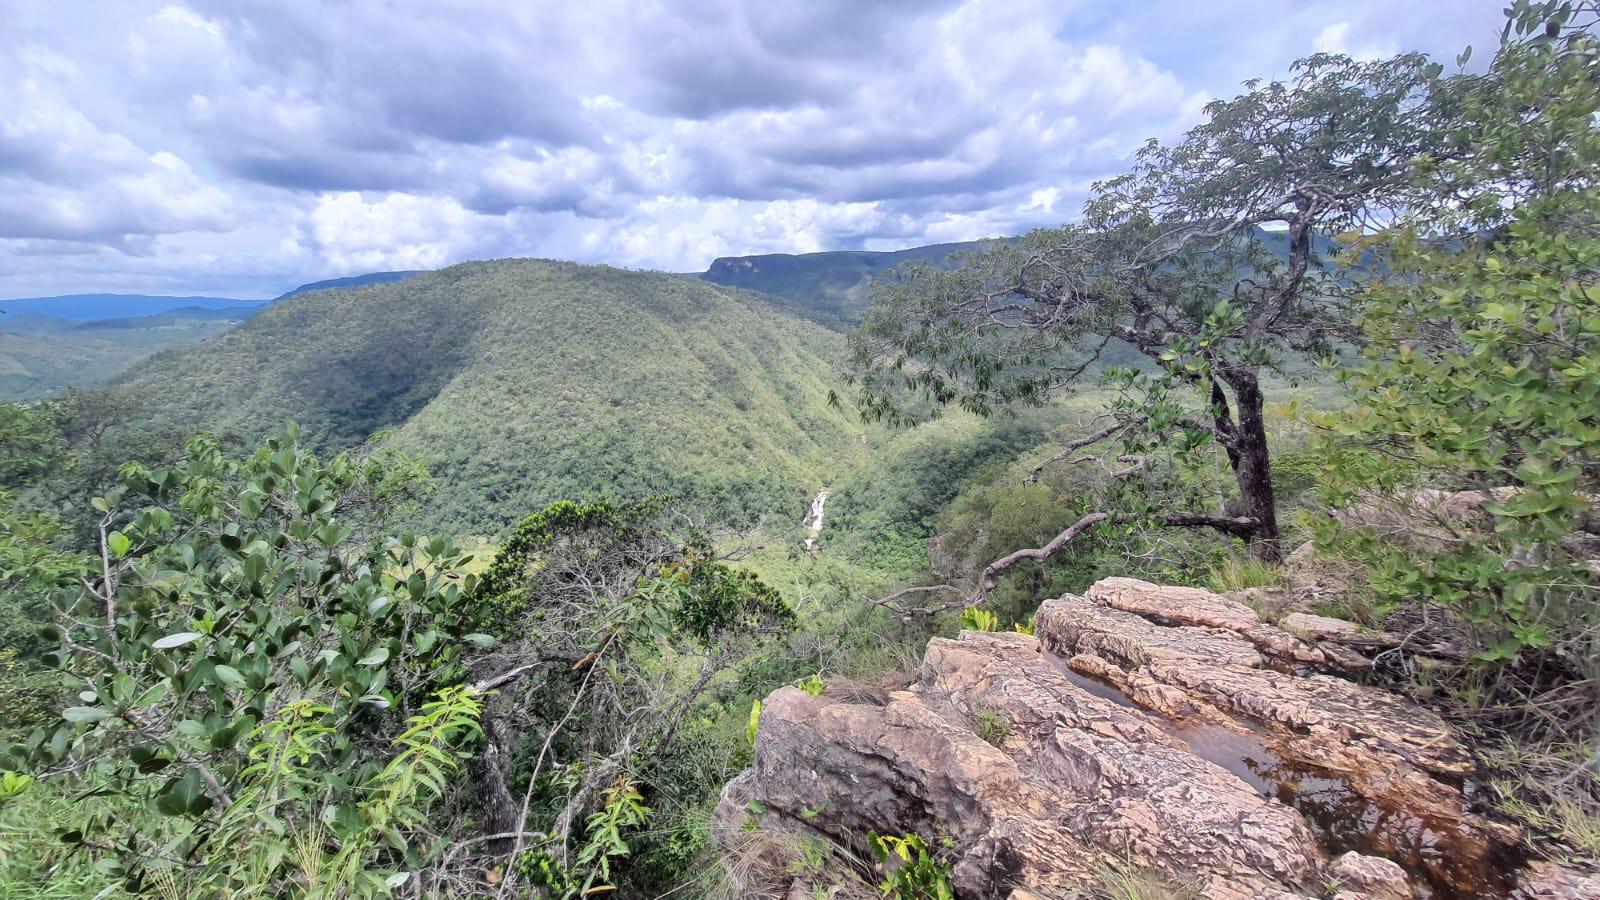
[803,489,829,552]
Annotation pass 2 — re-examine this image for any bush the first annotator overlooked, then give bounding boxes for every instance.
[18,427,486,894]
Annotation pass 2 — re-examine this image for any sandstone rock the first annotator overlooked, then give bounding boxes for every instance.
[1036,592,1265,669]
[1085,577,1331,665]
[1280,612,1393,647]
[718,578,1537,899]
[1329,851,1410,899]
[1285,540,1317,566]
[1518,860,1600,898]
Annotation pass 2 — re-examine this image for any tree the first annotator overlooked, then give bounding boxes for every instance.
[847,52,1448,569]
[439,498,793,897]
[1316,2,1600,671]
[0,404,85,741]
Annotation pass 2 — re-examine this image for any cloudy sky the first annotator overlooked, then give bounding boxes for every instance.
[2,1,1506,299]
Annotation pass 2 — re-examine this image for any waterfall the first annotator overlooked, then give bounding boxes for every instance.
[803,489,829,551]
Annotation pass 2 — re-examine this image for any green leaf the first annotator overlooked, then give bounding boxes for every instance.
[213,665,247,690]
[63,707,110,724]
[156,768,213,817]
[746,698,762,746]
[131,682,169,709]
[356,647,389,667]
[106,531,132,558]
[153,632,203,650]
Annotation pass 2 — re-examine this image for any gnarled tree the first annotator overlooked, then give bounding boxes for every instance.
[848,52,1450,569]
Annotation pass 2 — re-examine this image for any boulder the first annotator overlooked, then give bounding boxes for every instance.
[1329,851,1410,899]
[716,577,1585,898]
[1518,860,1600,898]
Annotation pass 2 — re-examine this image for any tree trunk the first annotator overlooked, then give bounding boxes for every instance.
[1227,370,1280,562]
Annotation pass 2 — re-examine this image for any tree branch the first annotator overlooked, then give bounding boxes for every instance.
[978,512,1110,594]
[1155,511,1261,538]
[1028,418,1140,483]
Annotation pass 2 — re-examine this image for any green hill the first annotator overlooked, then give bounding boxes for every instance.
[101,258,863,536]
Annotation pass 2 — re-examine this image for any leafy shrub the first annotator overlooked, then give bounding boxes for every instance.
[1318,209,1600,664]
[456,496,794,895]
[1314,2,1600,669]
[18,427,485,893]
[869,833,955,900]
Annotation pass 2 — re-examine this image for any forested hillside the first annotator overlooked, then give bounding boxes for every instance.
[99,258,863,534]
[2,3,1596,898]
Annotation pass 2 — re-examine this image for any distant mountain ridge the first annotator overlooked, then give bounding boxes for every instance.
[1,270,425,326]
[697,239,997,324]
[272,270,421,300]
[0,294,265,322]
[694,228,1357,325]
[0,272,426,401]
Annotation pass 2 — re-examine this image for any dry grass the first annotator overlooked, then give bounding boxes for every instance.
[705,823,879,900]
[1232,586,1294,625]
[1085,861,1201,900]
[1476,730,1600,864]
[1402,655,1600,867]
[1204,555,1285,594]
[708,826,809,900]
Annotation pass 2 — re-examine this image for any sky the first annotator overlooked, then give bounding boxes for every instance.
[1,0,1509,299]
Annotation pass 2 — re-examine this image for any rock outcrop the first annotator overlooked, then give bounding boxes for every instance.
[717,578,1592,899]
[1333,487,1600,558]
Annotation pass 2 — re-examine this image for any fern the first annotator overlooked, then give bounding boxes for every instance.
[321,686,484,895]
[178,689,483,899]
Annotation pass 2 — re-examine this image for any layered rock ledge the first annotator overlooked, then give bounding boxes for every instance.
[716,578,1600,899]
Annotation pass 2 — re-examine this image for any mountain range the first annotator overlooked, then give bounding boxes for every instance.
[0,244,974,401]
[0,273,423,400]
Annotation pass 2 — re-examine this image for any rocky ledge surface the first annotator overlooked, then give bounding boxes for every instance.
[715,577,1599,899]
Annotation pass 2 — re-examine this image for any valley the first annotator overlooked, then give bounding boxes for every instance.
[1,5,1597,898]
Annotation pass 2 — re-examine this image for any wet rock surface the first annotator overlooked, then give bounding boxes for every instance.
[717,578,1596,899]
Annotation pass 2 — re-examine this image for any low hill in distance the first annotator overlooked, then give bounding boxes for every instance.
[0,310,253,402]
[100,258,864,536]
[0,272,425,401]
[0,293,264,321]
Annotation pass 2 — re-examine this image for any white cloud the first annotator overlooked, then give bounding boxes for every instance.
[306,192,500,272]
[1315,22,1353,53]
[0,0,1512,297]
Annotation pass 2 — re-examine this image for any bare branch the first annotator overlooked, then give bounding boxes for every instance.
[1028,417,1141,483]
[1155,511,1261,538]
[978,512,1110,595]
